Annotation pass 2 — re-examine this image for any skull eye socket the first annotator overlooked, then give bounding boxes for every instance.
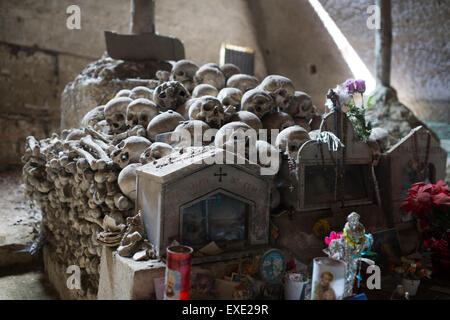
[121,152,129,162]
[159,92,166,99]
[256,106,262,112]
[179,90,186,97]
[112,123,119,128]
[115,114,124,121]
[127,114,133,121]
[279,89,287,97]
[140,115,148,122]
[176,71,184,76]
[290,145,297,151]
[203,104,213,111]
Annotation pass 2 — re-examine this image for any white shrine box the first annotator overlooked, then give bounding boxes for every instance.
[377,126,447,227]
[279,112,374,212]
[136,146,273,259]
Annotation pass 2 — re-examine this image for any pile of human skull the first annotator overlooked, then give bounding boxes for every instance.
[22,59,322,298]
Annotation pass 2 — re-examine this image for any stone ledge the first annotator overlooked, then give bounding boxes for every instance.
[97,247,165,300]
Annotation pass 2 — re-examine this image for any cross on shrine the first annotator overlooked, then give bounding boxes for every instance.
[214,167,227,182]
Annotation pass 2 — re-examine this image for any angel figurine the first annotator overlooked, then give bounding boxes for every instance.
[326,212,373,297]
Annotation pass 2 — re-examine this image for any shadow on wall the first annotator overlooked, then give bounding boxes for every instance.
[318,0,450,123]
[247,0,353,113]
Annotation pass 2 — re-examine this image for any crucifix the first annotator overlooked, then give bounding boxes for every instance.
[104,0,184,61]
[214,167,227,183]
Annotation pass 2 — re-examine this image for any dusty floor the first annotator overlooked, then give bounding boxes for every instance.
[0,169,58,300]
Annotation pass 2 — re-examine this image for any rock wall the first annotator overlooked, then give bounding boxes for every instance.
[0,0,267,170]
[318,0,450,123]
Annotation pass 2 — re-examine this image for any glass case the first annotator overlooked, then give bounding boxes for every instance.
[181,192,249,249]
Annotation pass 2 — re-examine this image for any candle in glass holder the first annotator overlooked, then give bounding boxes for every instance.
[164,245,193,300]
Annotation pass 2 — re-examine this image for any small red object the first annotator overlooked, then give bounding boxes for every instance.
[164,245,193,300]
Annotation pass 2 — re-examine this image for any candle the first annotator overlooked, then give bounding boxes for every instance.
[164,245,193,300]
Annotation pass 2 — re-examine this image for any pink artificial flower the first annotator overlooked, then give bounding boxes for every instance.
[325,231,342,245]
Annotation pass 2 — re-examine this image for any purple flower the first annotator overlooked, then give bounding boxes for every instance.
[344,79,356,94]
[355,79,366,93]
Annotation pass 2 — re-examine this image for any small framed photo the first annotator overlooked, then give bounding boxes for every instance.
[372,228,402,273]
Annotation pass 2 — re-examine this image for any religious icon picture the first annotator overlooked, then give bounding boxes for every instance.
[164,268,181,300]
[311,257,345,300]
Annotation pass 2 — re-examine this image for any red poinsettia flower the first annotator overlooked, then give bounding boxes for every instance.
[433,192,450,207]
[419,219,429,229]
[436,180,450,193]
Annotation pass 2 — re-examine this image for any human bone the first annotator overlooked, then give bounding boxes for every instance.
[286,91,317,123]
[220,63,241,81]
[226,74,259,93]
[118,163,142,200]
[104,97,133,134]
[188,95,225,129]
[146,110,184,141]
[275,125,310,159]
[140,142,174,164]
[241,88,275,119]
[194,66,226,90]
[130,86,154,100]
[170,59,199,92]
[111,136,152,169]
[117,212,156,259]
[217,87,243,121]
[153,81,189,112]
[173,120,210,147]
[258,75,295,111]
[192,84,218,98]
[262,111,295,131]
[229,111,262,131]
[126,98,158,128]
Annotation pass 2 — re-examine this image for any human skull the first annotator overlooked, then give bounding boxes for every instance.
[170,59,199,92]
[153,81,189,112]
[255,140,280,170]
[293,118,311,131]
[173,120,210,147]
[118,163,142,200]
[226,74,259,92]
[194,66,226,90]
[217,87,243,121]
[188,95,225,129]
[115,89,131,98]
[175,98,197,120]
[126,98,158,128]
[81,105,105,127]
[220,63,241,80]
[156,70,170,84]
[259,75,295,111]
[146,110,185,141]
[229,111,262,131]
[140,142,174,164]
[241,88,275,119]
[286,91,317,122]
[130,86,154,100]
[262,112,295,131]
[214,121,252,149]
[111,136,152,168]
[192,84,218,98]
[275,125,310,160]
[104,97,133,134]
